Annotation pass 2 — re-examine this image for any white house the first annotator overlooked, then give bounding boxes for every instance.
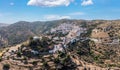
[33,36,42,40]
[112,39,119,44]
[31,50,39,55]
[90,38,102,43]
[53,37,59,41]
[49,44,64,53]
[92,29,99,34]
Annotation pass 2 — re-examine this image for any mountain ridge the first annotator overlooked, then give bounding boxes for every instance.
[0,19,119,47]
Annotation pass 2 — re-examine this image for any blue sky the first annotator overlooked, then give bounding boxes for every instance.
[0,0,120,24]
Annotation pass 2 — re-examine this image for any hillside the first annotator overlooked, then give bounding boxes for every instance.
[0,19,119,48]
[0,20,120,69]
[0,19,119,46]
[0,19,89,47]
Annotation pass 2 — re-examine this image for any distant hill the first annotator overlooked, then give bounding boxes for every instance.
[0,23,9,27]
[0,19,119,47]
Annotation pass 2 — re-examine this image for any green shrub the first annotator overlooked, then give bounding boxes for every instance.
[23,56,27,60]
[29,36,33,41]
[54,57,60,63]
[17,51,22,57]
[77,50,84,55]
[24,60,28,64]
[43,62,48,67]
[0,56,2,62]
[32,61,38,66]
[58,51,66,58]
[3,64,10,70]
[89,51,94,56]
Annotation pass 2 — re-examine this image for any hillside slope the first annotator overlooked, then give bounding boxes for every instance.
[0,19,119,48]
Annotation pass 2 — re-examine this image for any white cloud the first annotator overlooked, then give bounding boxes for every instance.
[81,0,93,6]
[60,16,71,19]
[44,15,71,20]
[27,0,74,7]
[69,12,85,15]
[10,2,14,6]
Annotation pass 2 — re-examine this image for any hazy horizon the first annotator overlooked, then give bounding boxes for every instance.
[1,18,120,24]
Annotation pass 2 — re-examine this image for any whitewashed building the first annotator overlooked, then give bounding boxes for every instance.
[49,44,64,53]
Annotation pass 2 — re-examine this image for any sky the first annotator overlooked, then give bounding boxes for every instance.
[0,0,120,24]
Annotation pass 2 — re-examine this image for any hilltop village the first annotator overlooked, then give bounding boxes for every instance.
[0,21,120,70]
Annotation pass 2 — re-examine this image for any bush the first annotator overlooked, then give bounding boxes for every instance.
[3,64,10,70]
[94,56,99,61]
[89,51,94,56]
[29,36,33,41]
[17,51,22,57]
[77,50,84,55]
[23,56,27,60]
[42,62,50,70]
[61,55,71,65]
[32,61,38,66]
[7,56,9,60]
[54,57,60,63]
[43,62,48,67]
[24,60,28,64]
[58,51,66,58]
[0,56,2,62]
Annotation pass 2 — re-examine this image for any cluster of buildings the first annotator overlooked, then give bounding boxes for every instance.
[49,23,87,53]
[28,23,120,54]
[51,23,75,34]
[67,25,87,39]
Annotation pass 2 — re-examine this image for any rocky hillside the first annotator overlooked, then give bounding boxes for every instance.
[0,19,87,47]
[0,20,119,69]
[0,19,119,48]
